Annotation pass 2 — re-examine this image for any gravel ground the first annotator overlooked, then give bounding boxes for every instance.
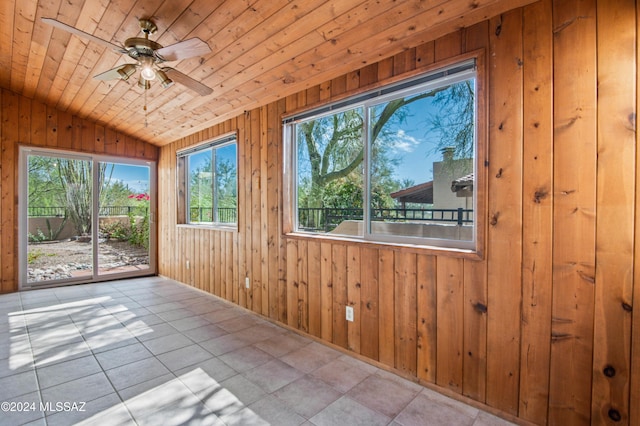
[28,239,149,269]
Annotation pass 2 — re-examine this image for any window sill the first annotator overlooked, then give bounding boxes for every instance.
[177,223,238,232]
[283,231,482,260]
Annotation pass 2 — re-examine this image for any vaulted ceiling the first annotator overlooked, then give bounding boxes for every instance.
[1,0,534,146]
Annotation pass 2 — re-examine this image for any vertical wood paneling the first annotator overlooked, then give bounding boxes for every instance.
[250,108,262,312]
[549,1,597,424]
[463,259,487,402]
[347,245,361,353]
[307,240,322,338]
[378,249,395,367]
[417,254,436,383]
[332,244,348,348]
[30,100,46,147]
[298,240,309,333]
[260,104,270,314]
[592,1,635,424]
[519,1,553,423]
[360,247,379,361]
[320,242,333,342]
[486,9,524,415]
[394,251,417,375]
[46,105,57,147]
[57,111,73,151]
[286,239,298,329]
[18,96,30,145]
[267,100,284,321]
[146,5,640,425]
[214,230,222,297]
[1,91,17,293]
[436,257,464,392]
[633,4,640,423]
[237,113,248,308]
[244,112,253,307]
[231,232,237,304]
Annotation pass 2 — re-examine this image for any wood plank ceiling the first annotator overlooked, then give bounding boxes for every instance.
[1,0,535,146]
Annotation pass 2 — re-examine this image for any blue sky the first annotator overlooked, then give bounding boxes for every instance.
[109,163,150,193]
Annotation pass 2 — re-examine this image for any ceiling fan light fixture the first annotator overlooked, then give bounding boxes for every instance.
[156,70,173,88]
[139,56,156,80]
[138,78,151,90]
[117,64,137,80]
[141,66,156,81]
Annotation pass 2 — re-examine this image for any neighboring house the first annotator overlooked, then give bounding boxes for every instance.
[391,147,473,211]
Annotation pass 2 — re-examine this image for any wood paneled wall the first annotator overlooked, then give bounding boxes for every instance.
[0,88,159,293]
[158,1,639,424]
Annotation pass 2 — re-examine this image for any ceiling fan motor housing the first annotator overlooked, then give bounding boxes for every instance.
[124,38,163,60]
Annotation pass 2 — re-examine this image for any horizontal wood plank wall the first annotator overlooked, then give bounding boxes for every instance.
[0,88,158,294]
[157,1,639,424]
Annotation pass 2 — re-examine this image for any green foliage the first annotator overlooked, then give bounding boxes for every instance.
[28,230,48,243]
[128,211,149,249]
[27,249,44,264]
[190,158,237,208]
[28,157,151,237]
[296,78,474,213]
[99,209,149,249]
[427,80,475,159]
[27,249,56,264]
[100,221,130,241]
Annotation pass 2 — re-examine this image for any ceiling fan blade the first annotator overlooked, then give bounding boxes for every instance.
[162,68,213,96]
[94,64,135,81]
[156,38,211,61]
[42,18,126,53]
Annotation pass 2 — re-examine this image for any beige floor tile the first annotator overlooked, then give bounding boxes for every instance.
[36,355,102,389]
[272,376,342,418]
[394,391,476,426]
[311,356,373,393]
[0,278,518,426]
[156,344,213,372]
[244,359,305,393]
[105,357,171,391]
[310,396,391,426]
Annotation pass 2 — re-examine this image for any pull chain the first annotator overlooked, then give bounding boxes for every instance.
[144,86,148,128]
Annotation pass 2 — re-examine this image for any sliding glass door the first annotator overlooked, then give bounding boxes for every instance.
[97,162,151,276]
[19,148,156,288]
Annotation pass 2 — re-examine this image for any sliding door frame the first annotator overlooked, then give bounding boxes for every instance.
[18,146,157,290]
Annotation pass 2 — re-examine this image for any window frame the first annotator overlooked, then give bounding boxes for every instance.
[176,133,238,229]
[283,54,486,255]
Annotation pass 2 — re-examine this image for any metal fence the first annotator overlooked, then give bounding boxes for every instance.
[189,207,237,224]
[298,207,473,232]
[29,206,472,231]
[28,206,149,217]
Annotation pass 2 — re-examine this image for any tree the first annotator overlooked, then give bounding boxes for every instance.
[188,154,237,221]
[54,160,114,235]
[427,80,475,159]
[297,84,459,210]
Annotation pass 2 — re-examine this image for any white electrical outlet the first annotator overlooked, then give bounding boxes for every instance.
[245,277,250,289]
[346,306,354,322]
[186,260,190,270]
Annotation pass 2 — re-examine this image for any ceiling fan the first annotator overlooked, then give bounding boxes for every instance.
[42,17,213,96]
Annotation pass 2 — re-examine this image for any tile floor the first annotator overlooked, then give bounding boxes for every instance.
[0,277,517,426]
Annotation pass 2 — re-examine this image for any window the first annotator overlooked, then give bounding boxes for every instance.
[177,134,238,226]
[284,60,480,250]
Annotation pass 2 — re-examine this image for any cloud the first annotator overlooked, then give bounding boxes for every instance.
[390,129,421,153]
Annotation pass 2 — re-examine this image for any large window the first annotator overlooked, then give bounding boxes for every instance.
[285,60,480,250]
[177,134,238,226]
